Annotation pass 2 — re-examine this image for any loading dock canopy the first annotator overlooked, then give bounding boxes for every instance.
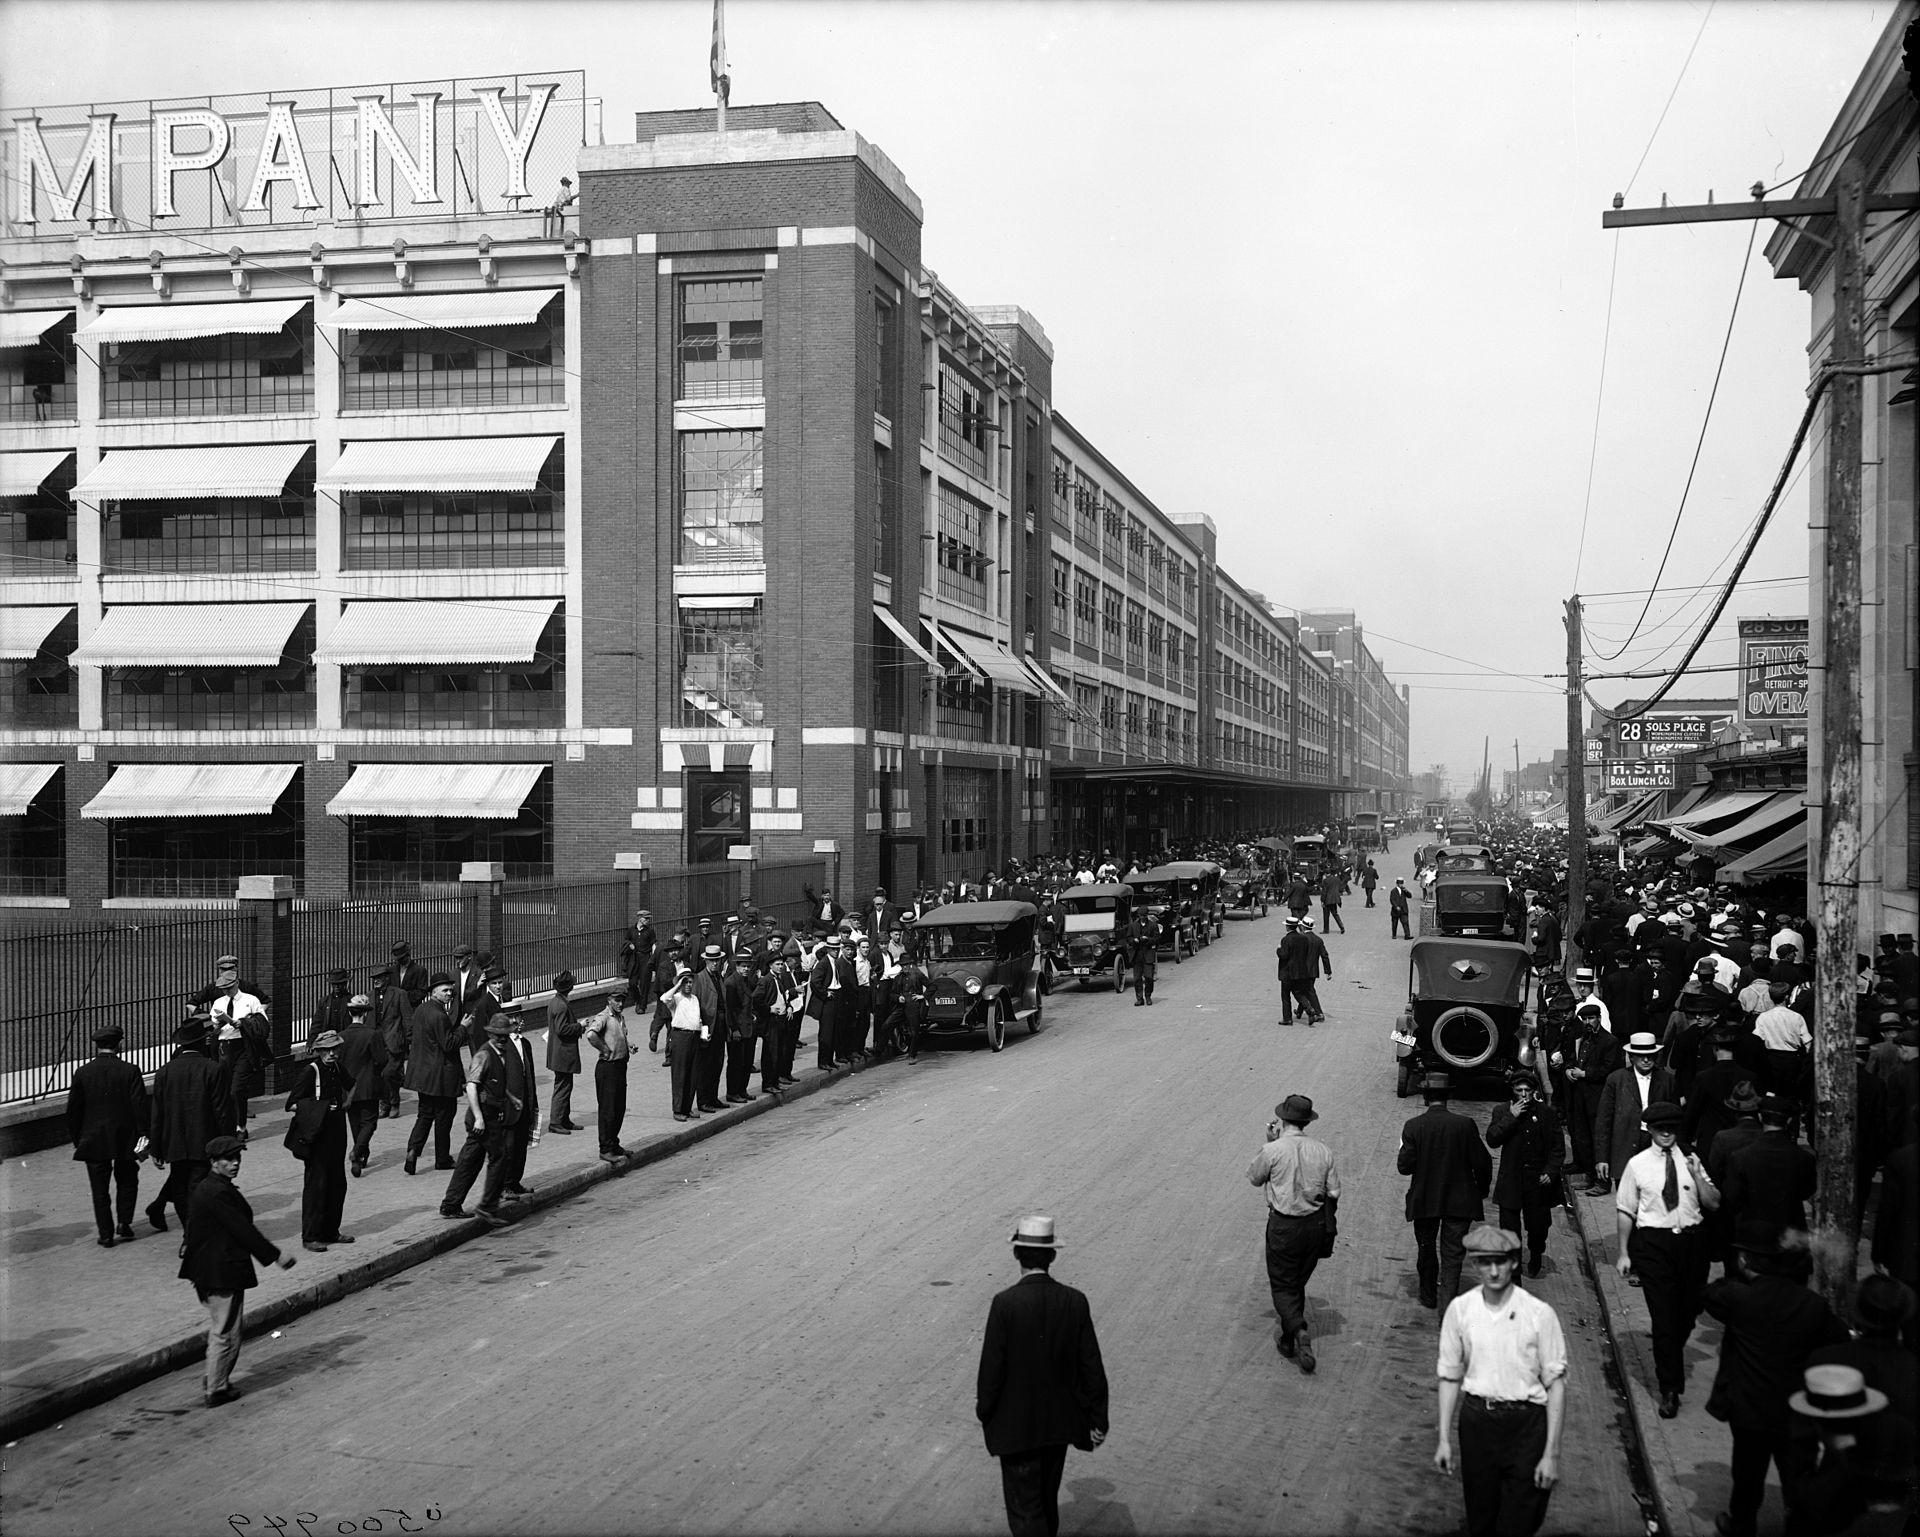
[326,763,546,820]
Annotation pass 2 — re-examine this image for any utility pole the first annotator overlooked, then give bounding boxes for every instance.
[1564,597,1587,974]
[1599,167,1910,1310]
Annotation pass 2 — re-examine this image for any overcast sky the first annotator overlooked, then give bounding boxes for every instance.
[2,0,1894,789]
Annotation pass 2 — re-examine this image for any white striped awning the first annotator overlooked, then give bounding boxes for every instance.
[314,599,558,666]
[327,762,546,820]
[874,605,941,669]
[0,310,70,350]
[318,436,559,494]
[944,627,1040,695]
[0,605,73,660]
[79,298,308,345]
[0,762,61,817]
[76,443,310,502]
[71,603,309,667]
[82,762,299,821]
[0,450,74,498]
[320,289,561,332]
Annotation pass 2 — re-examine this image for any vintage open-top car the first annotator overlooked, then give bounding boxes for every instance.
[1052,883,1134,991]
[1390,936,1535,1096]
[913,900,1046,1052]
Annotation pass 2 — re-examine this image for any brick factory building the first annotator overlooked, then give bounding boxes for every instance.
[1,85,1409,912]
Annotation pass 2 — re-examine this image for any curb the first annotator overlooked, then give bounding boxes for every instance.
[0,1053,865,1444]
[1563,1185,1688,1537]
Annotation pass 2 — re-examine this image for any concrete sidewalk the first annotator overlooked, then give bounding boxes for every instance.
[0,1012,857,1442]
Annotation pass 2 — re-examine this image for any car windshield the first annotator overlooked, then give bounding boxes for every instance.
[924,924,1011,960]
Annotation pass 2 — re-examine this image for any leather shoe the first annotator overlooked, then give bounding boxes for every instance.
[404,1155,418,1175]
[1658,1392,1680,1419]
[1295,1338,1316,1374]
[304,1240,329,1253]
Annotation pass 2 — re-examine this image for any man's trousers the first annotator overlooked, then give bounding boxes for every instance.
[596,1056,631,1152]
[1264,1207,1327,1343]
[1413,1215,1472,1305]
[87,1156,139,1238]
[1458,1397,1552,1537]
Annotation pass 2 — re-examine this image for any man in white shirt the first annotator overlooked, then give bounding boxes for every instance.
[1434,1224,1567,1537]
[1615,1100,1719,1418]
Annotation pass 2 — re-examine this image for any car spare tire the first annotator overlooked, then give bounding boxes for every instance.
[1429,1005,1499,1070]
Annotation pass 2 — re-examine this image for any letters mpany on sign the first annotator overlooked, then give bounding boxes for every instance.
[10,84,558,225]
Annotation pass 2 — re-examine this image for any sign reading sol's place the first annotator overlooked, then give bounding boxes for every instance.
[2,72,585,236]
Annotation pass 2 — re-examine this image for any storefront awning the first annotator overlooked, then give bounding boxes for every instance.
[326,762,545,820]
[1715,821,1810,885]
[79,298,308,345]
[71,603,309,667]
[81,762,299,821]
[76,443,310,501]
[0,449,75,498]
[320,289,561,332]
[873,605,941,669]
[0,310,69,350]
[0,604,73,660]
[0,762,60,817]
[314,599,557,666]
[318,436,559,494]
[943,627,1040,695]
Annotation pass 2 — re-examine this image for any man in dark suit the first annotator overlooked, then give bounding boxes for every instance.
[147,1016,231,1241]
[976,1215,1109,1537]
[1722,1095,1816,1234]
[403,974,466,1175]
[1594,1033,1678,1189]
[179,1134,296,1407]
[1398,1072,1492,1309]
[67,1024,149,1247]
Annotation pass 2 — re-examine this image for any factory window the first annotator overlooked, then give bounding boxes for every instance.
[111,771,304,900]
[344,302,563,410]
[679,604,765,729]
[679,278,763,400]
[935,481,991,610]
[1,315,76,423]
[103,314,313,418]
[349,769,550,897]
[344,445,562,569]
[345,611,563,730]
[679,430,763,565]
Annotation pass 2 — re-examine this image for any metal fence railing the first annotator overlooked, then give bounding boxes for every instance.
[3,911,254,1101]
[497,880,628,996]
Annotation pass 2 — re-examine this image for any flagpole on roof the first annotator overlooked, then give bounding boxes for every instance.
[712,0,731,135]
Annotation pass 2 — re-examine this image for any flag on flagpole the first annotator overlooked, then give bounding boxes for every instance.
[711,0,731,107]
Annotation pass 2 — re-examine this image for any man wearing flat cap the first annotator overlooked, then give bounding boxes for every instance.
[67,1025,148,1247]
[148,1015,231,1243]
[180,1134,295,1408]
[976,1215,1109,1537]
[1248,1095,1341,1372]
[1434,1225,1568,1537]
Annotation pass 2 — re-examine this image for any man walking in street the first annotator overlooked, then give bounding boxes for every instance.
[544,970,584,1135]
[1247,1094,1341,1373]
[584,991,636,1161]
[1433,1225,1568,1537]
[976,1215,1109,1537]
[1389,878,1413,940]
[67,1025,148,1247]
[402,974,465,1176]
[179,1135,295,1408]
[1399,1071,1492,1311]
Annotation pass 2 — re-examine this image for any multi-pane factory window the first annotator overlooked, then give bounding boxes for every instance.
[679,430,763,565]
[111,772,304,899]
[937,358,990,477]
[935,481,990,610]
[103,315,314,418]
[108,612,315,730]
[346,303,563,410]
[1,315,76,423]
[0,608,76,729]
[1051,555,1072,638]
[679,279,764,401]
[345,445,562,569]
[679,604,765,729]
[345,611,563,730]
[350,768,551,897]
[0,457,76,574]
[106,449,315,573]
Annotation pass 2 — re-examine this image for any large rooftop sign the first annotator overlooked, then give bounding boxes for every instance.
[3,71,585,238]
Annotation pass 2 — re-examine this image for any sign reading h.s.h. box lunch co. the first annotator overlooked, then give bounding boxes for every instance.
[3,72,585,235]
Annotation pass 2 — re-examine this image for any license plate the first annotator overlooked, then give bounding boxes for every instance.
[1390,1031,1417,1048]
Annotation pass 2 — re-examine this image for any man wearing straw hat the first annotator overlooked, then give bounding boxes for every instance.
[976,1215,1109,1537]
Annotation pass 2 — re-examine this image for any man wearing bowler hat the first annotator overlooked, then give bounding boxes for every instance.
[67,1025,149,1247]
[180,1134,295,1408]
[1247,1094,1341,1372]
[1434,1224,1567,1537]
[976,1215,1109,1537]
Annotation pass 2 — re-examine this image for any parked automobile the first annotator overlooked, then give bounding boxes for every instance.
[914,901,1046,1052]
[1390,937,1535,1097]
[1053,883,1134,991]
